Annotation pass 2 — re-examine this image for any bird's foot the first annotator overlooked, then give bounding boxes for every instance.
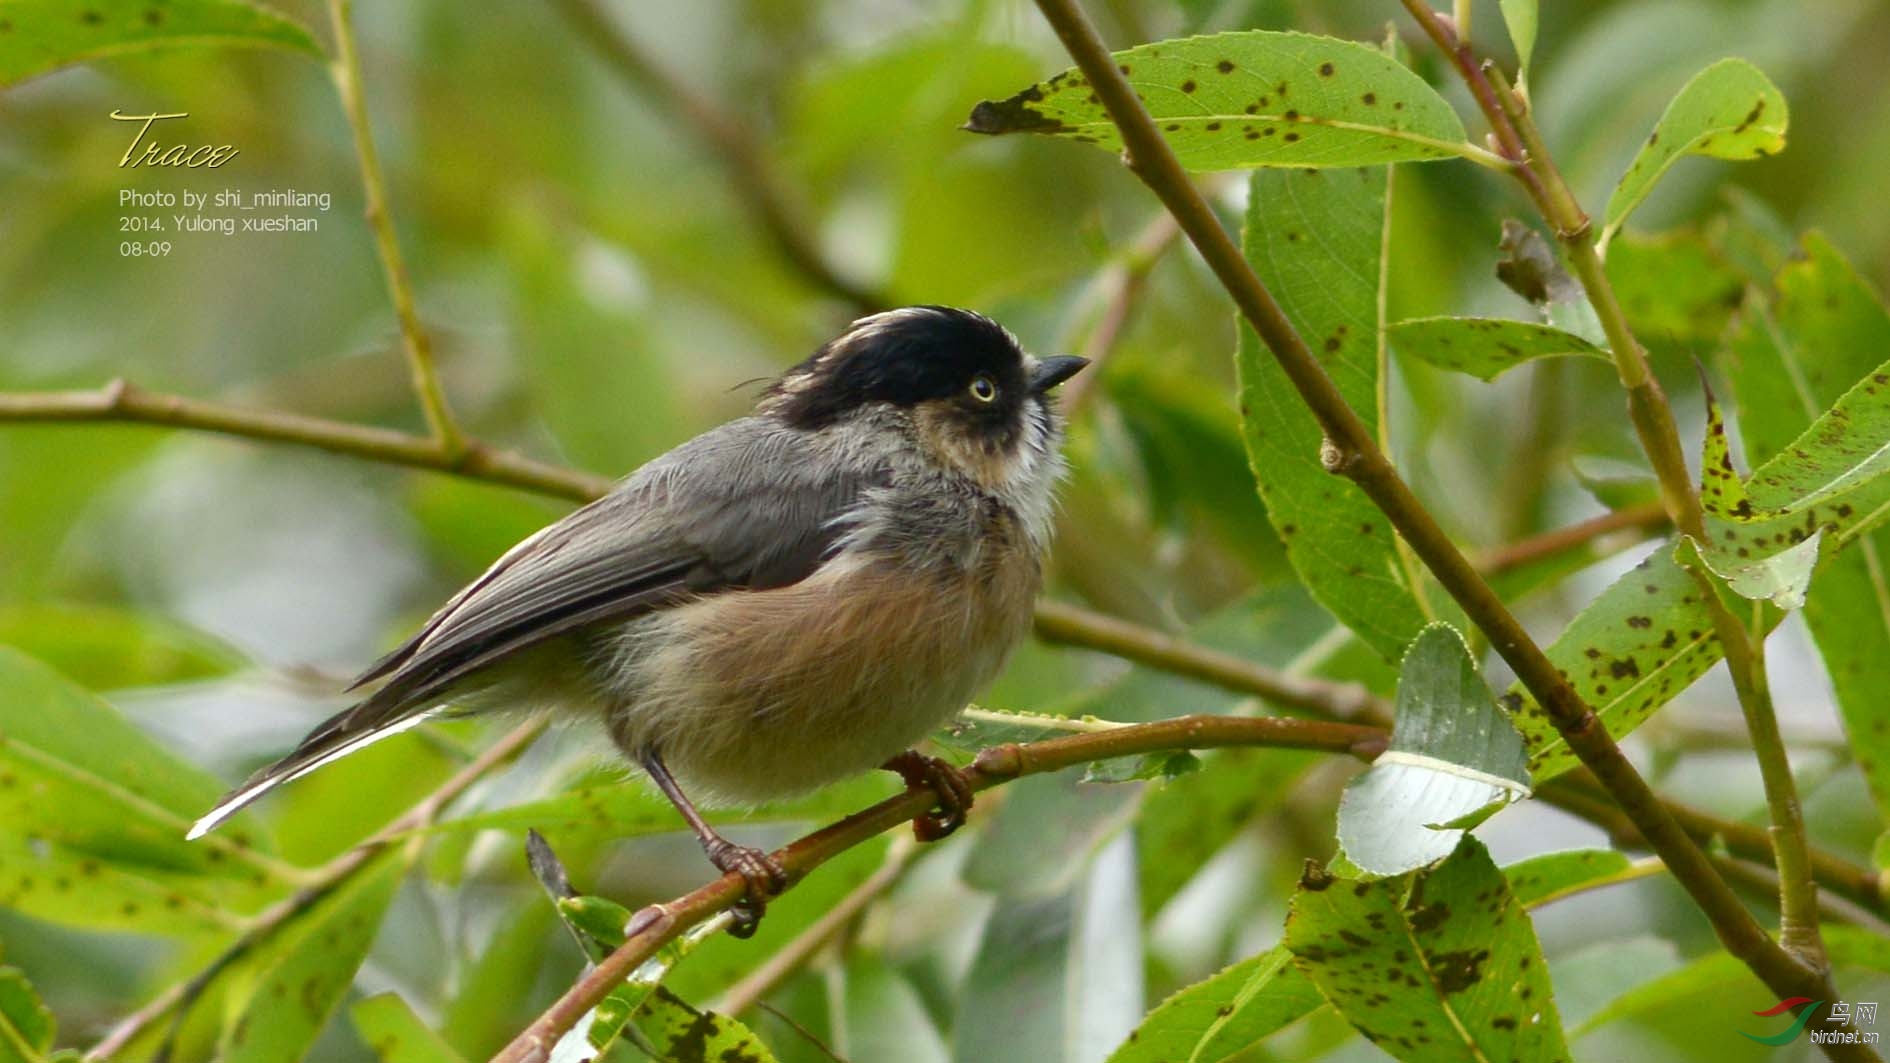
[704,837,787,938]
[882,750,975,842]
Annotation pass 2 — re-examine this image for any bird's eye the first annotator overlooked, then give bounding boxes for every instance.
[968,374,998,403]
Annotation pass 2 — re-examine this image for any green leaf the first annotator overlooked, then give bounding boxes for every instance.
[1602,59,1789,242]
[628,987,777,1063]
[1574,926,1890,1038]
[1507,547,1720,781]
[840,961,951,1063]
[1502,849,1650,908]
[957,835,1142,1063]
[1603,229,1744,347]
[1725,233,1890,826]
[1337,625,1529,876]
[1105,946,1327,1063]
[219,852,404,1063]
[0,647,289,933]
[352,994,469,1063]
[1498,0,1537,78]
[1136,745,1316,917]
[965,31,1469,171]
[1682,399,1823,608]
[0,0,322,87]
[1388,317,1608,381]
[1285,838,1570,1061]
[1238,164,1429,661]
[555,894,636,953]
[0,967,54,1063]
[0,604,243,690]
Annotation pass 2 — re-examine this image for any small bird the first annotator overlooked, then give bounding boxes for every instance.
[189,306,1085,930]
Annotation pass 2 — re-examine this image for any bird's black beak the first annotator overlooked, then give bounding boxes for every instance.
[1030,355,1090,393]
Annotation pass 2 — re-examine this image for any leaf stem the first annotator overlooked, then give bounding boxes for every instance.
[1031,0,1840,1037]
[488,713,1388,1063]
[327,0,464,458]
[547,0,888,315]
[1398,0,1837,985]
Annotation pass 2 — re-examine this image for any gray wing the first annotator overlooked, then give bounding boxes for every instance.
[352,421,882,709]
[189,419,885,838]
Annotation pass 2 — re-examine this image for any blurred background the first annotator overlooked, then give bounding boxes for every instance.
[3,0,1890,1059]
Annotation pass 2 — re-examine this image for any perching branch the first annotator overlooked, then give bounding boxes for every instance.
[547,0,888,315]
[327,0,464,457]
[1398,0,1836,989]
[1029,0,1841,1038]
[489,713,1388,1063]
[1478,500,1669,577]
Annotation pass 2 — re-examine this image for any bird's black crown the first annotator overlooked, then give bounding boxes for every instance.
[768,306,1028,429]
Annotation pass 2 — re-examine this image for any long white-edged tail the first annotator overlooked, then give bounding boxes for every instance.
[185,711,434,840]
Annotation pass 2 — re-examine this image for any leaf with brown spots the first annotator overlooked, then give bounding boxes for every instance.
[0,0,320,87]
[965,31,1469,171]
[219,852,403,1063]
[1387,317,1609,382]
[1510,548,1722,781]
[1104,946,1328,1063]
[1602,58,1788,244]
[629,987,778,1063]
[1238,161,1429,661]
[352,993,468,1063]
[1286,838,1570,1061]
[0,646,288,937]
[1724,234,1890,827]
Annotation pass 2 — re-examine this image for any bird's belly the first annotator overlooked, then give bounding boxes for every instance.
[599,551,1037,803]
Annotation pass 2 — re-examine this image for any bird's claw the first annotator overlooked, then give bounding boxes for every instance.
[705,838,786,938]
[884,751,975,842]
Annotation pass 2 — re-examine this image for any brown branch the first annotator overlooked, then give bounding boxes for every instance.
[490,714,1386,1063]
[547,0,887,315]
[0,381,610,501]
[1031,0,1834,1032]
[1400,0,1843,1017]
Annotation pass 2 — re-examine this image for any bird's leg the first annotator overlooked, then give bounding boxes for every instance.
[881,750,975,842]
[639,749,785,938]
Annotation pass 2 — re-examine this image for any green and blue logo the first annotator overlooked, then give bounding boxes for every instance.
[1742,998,1821,1046]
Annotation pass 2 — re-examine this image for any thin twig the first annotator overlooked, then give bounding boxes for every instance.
[547,0,887,315]
[1399,0,1837,995]
[1033,0,1834,1033]
[327,0,464,457]
[84,720,546,1061]
[490,714,1388,1062]
[1034,599,1388,722]
[0,381,609,501]
[1479,501,1670,576]
[716,836,919,1018]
